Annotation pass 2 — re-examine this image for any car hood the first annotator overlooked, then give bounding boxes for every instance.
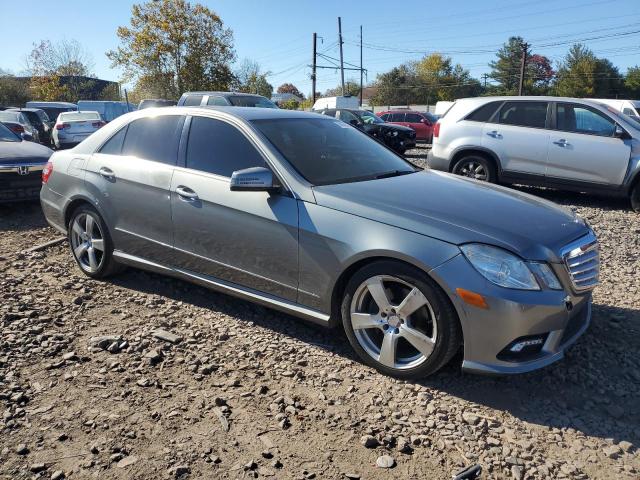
[312,170,590,261]
[0,140,53,164]
[381,123,414,133]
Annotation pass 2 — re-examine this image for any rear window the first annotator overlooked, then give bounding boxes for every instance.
[465,101,503,122]
[228,95,277,108]
[0,112,20,122]
[60,112,101,122]
[498,101,548,129]
[405,113,424,123]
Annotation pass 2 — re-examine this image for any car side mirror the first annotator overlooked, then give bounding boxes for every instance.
[614,125,631,140]
[230,167,280,192]
[20,132,32,141]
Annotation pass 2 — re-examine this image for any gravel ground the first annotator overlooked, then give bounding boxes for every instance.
[1,146,639,479]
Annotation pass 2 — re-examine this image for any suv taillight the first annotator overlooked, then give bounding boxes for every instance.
[56,123,70,130]
[433,122,441,138]
[10,125,24,134]
[42,161,53,184]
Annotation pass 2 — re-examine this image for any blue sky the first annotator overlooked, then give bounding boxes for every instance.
[2,0,640,95]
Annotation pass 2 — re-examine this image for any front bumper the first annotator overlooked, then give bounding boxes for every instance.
[430,253,592,375]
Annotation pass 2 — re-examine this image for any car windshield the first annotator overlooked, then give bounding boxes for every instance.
[252,118,416,185]
[423,112,438,123]
[59,111,101,122]
[228,95,278,108]
[0,122,19,142]
[356,110,384,124]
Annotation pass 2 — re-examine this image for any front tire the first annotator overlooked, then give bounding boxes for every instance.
[68,205,123,278]
[453,155,496,182]
[341,260,461,379]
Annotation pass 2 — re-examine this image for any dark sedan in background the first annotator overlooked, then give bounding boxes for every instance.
[0,122,53,202]
[319,108,416,154]
[8,107,53,145]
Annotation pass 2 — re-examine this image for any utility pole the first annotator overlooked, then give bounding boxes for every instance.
[359,25,363,106]
[482,73,488,89]
[338,17,345,96]
[518,41,529,96]
[312,32,317,105]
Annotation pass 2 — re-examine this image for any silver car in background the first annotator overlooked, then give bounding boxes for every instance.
[428,96,640,212]
[52,111,105,149]
[41,107,597,378]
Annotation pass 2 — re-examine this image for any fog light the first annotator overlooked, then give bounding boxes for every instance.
[510,337,544,353]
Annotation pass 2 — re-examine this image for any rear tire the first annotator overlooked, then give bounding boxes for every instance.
[340,260,461,379]
[631,183,640,213]
[453,154,496,183]
[68,205,124,278]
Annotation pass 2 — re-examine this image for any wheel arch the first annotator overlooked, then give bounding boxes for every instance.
[63,196,114,240]
[449,147,502,178]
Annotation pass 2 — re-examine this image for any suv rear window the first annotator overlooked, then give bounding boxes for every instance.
[498,101,548,129]
[465,101,502,122]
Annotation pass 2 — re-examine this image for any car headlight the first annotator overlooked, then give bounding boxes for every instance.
[530,263,562,290]
[460,244,540,290]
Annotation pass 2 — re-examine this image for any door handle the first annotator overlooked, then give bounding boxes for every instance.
[553,139,570,147]
[98,167,115,179]
[486,130,502,138]
[175,185,199,201]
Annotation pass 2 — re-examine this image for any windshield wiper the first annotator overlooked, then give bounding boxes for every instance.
[375,170,416,179]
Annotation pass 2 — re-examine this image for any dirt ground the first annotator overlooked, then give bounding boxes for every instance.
[1,145,639,479]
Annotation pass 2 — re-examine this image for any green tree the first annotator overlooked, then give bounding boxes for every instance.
[277,83,304,99]
[554,44,624,98]
[323,80,360,98]
[488,37,553,95]
[415,53,481,101]
[107,0,235,99]
[279,98,300,110]
[371,64,417,105]
[625,66,640,98]
[0,75,30,106]
[234,59,273,98]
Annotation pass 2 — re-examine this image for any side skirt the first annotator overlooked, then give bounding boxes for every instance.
[112,250,331,327]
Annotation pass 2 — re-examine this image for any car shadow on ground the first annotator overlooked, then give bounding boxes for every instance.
[0,200,49,232]
[109,267,640,448]
[511,185,633,211]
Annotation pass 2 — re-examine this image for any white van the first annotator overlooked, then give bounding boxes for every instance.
[77,101,136,122]
[312,95,359,111]
[591,99,640,119]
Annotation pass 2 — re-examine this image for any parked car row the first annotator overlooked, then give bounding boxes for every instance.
[427,96,640,212]
[35,104,599,380]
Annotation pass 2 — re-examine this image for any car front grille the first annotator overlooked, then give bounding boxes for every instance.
[562,232,599,291]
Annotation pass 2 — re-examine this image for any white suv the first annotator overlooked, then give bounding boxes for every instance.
[428,96,640,212]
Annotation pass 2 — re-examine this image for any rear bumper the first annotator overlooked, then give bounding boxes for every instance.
[426,149,450,171]
[430,254,592,375]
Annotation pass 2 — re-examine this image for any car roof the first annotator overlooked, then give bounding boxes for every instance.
[381,109,426,113]
[456,95,613,107]
[26,101,77,107]
[9,107,43,112]
[181,91,267,98]
[188,106,329,121]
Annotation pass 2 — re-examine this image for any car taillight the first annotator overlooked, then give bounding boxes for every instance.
[433,122,441,138]
[42,161,53,184]
[92,121,105,128]
[56,123,70,130]
[10,125,24,134]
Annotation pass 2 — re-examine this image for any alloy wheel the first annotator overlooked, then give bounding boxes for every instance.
[70,213,105,273]
[458,161,488,181]
[350,275,438,370]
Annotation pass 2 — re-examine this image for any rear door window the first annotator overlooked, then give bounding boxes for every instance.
[121,115,184,165]
[405,113,423,123]
[466,101,502,122]
[99,126,128,155]
[389,113,405,122]
[186,116,265,177]
[183,95,203,106]
[498,101,548,129]
[207,96,228,106]
[556,103,616,137]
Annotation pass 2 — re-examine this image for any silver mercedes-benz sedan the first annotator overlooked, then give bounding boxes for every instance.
[40,106,598,378]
